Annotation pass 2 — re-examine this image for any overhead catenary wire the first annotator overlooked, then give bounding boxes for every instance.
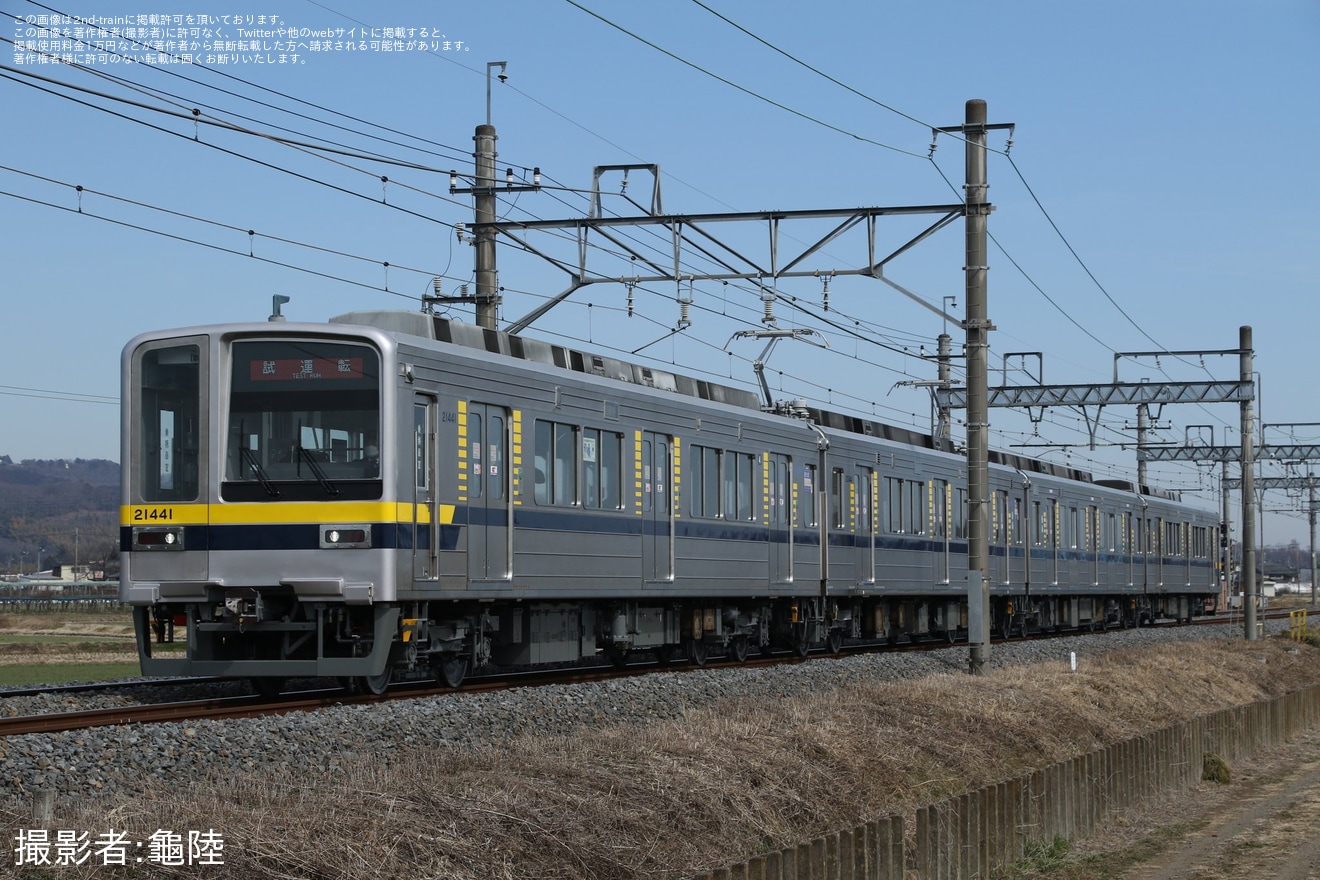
[4,2,1243,503]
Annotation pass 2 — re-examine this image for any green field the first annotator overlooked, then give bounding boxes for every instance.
[0,606,183,686]
[0,661,150,687]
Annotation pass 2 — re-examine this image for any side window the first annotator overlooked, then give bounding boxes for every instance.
[414,402,430,492]
[534,420,551,505]
[138,343,202,502]
[909,480,926,536]
[689,444,722,518]
[554,422,576,506]
[931,480,948,538]
[580,428,622,510]
[533,419,579,506]
[488,413,504,501]
[469,412,483,500]
[800,464,818,528]
[600,430,621,510]
[886,477,901,533]
[582,429,600,509]
[642,437,653,513]
[830,468,846,529]
[857,467,875,535]
[735,453,754,521]
[704,446,721,517]
[769,455,789,526]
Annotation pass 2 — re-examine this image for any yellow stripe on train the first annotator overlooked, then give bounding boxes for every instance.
[122,503,455,526]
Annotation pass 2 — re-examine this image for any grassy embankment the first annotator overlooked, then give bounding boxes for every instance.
[0,607,180,685]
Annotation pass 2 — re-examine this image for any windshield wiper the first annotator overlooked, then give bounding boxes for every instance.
[296,446,340,497]
[240,446,280,497]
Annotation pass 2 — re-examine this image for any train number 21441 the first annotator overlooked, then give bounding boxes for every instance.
[133,507,176,522]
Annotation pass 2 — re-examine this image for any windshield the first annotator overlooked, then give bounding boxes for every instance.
[222,339,382,501]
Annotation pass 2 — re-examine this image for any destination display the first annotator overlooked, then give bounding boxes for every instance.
[248,357,365,381]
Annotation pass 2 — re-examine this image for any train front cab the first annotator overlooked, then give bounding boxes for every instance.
[120,328,402,692]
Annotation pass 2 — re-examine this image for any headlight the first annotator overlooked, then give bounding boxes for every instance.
[133,527,185,551]
[320,525,371,549]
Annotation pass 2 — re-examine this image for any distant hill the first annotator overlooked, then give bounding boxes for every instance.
[0,457,119,576]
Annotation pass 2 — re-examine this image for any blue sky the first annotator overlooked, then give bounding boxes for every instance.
[2,0,1317,547]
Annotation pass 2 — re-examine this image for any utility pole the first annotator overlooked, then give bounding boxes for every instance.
[1136,403,1149,490]
[965,100,992,675]
[1222,459,1232,610]
[448,62,540,330]
[473,120,499,330]
[935,99,1014,675]
[1240,326,1257,640]
[937,331,952,441]
[1310,473,1318,606]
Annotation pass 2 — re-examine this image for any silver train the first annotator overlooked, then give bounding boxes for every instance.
[120,310,1221,694]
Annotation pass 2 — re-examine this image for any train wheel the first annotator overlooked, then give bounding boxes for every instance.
[250,677,286,699]
[604,644,630,668]
[353,668,392,696]
[826,629,843,655]
[436,655,468,689]
[729,636,749,663]
[688,639,710,667]
[793,628,810,658]
[654,645,677,666]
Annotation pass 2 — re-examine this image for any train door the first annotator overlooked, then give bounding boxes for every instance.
[767,453,792,585]
[1156,517,1165,587]
[464,402,511,583]
[1090,506,1100,586]
[827,466,855,586]
[933,479,950,585]
[1141,515,1153,592]
[128,338,208,585]
[413,395,438,581]
[1124,512,1135,587]
[641,432,674,584]
[1008,494,1024,588]
[857,465,876,585]
[1188,522,1198,585]
[994,490,1008,586]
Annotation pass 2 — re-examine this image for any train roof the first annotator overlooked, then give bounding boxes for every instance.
[329,309,1167,495]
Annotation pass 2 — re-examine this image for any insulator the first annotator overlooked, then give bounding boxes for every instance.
[626,283,635,318]
[763,297,775,323]
[433,277,442,296]
[680,300,691,324]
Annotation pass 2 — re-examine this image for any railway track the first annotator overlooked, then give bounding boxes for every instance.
[0,609,1299,736]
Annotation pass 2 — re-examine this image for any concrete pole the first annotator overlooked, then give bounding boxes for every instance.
[937,332,952,442]
[1240,326,1257,640]
[473,124,499,330]
[965,99,992,674]
[1309,474,1317,606]
[1136,404,1149,491]
[1221,460,1232,610]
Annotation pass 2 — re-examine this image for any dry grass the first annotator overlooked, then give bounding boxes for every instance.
[6,636,1320,879]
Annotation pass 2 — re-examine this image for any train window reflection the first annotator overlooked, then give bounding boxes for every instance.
[221,340,380,501]
[138,342,202,502]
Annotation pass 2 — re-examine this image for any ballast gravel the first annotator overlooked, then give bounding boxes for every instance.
[0,620,1286,807]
